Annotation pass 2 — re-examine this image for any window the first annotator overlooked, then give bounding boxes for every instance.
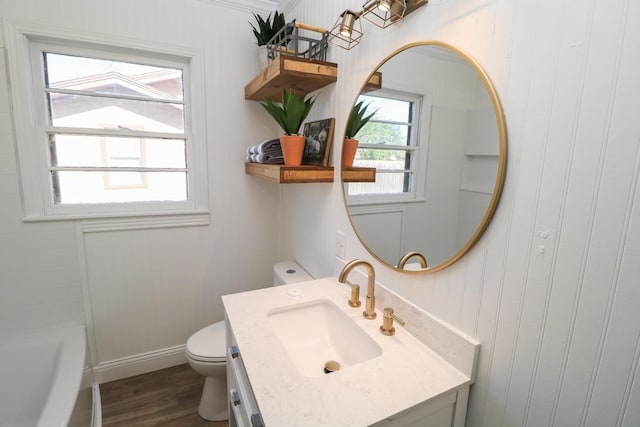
[346,90,425,202]
[5,23,208,221]
[40,50,190,208]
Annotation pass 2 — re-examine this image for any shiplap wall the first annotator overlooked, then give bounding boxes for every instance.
[280,0,640,426]
[0,0,282,381]
[1,0,638,423]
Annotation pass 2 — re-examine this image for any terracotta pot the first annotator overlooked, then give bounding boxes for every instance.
[280,135,306,166]
[342,138,359,167]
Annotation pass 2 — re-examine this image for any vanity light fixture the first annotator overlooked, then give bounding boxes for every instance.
[361,0,407,29]
[329,0,427,50]
[329,10,364,50]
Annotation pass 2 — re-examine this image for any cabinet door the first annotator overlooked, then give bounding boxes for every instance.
[372,391,456,427]
[226,322,265,427]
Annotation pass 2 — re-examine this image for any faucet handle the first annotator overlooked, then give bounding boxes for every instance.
[380,307,406,336]
[343,280,362,307]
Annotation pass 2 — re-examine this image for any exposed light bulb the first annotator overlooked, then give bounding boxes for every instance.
[339,12,356,38]
[377,0,392,12]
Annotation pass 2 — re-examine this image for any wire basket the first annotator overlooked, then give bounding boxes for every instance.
[265,21,329,63]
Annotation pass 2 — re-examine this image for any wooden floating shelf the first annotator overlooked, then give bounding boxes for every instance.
[245,163,333,183]
[363,71,382,93]
[343,166,376,182]
[244,55,338,101]
[245,163,376,184]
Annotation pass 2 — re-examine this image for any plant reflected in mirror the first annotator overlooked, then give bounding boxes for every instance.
[342,42,507,273]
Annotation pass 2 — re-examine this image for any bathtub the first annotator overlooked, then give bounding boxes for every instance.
[0,325,97,427]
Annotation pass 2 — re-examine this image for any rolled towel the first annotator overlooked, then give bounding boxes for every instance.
[247,152,284,164]
[248,137,281,154]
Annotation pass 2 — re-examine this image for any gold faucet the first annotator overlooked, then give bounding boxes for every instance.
[397,251,428,269]
[379,307,406,336]
[338,259,377,319]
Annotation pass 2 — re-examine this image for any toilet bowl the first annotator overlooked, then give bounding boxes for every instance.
[186,261,312,421]
[185,320,227,420]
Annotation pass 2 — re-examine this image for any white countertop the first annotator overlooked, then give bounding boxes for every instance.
[222,278,472,427]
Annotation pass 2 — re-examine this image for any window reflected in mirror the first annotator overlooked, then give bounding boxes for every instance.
[346,90,423,201]
[342,42,507,273]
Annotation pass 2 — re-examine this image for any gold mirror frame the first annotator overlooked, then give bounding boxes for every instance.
[341,41,507,273]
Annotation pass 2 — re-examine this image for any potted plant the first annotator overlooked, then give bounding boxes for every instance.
[343,100,377,167]
[250,11,288,69]
[260,89,316,166]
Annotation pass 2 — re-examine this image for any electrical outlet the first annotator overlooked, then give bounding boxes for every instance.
[336,231,346,260]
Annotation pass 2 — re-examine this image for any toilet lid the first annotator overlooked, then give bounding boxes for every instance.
[186,321,226,363]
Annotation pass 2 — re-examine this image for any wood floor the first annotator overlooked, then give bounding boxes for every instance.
[100,364,228,427]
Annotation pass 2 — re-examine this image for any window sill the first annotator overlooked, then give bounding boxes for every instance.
[346,196,426,207]
[23,210,210,232]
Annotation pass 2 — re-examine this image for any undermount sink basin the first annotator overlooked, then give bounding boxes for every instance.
[267,299,382,378]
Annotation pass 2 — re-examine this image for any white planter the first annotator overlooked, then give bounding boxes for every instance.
[257,45,270,69]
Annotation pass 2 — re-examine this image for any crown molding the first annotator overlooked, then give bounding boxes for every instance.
[277,0,300,15]
[197,0,278,14]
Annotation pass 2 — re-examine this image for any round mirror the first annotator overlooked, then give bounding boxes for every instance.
[342,41,507,273]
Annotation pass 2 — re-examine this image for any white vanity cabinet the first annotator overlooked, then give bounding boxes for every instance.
[225,321,465,427]
[226,321,264,427]
[372,386,470,427]
[222,279,478,427]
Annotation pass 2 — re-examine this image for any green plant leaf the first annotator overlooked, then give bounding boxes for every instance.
[249,11,289,46]
[345,100,377,139]
[260,90,316,135]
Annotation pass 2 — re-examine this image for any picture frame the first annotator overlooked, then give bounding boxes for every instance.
[302,118,335,166]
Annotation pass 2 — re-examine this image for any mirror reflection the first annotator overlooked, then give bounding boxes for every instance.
[342,42,507,272]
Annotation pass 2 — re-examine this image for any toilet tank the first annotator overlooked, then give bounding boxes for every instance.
[273,261,313,286]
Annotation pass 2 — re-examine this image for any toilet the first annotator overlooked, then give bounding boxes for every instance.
[185,261,313,420]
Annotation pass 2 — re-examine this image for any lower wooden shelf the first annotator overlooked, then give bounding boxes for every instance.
[343,166,376,183]
[245,163,332,183]
[245,163,376,184]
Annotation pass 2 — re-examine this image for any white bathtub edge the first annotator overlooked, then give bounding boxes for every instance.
[37,325,86,427]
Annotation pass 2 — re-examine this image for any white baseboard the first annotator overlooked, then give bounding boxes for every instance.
[93,344,187,384]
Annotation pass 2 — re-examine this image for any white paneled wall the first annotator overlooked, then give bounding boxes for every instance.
[0,0,282,381]
[1,0,638,423]
[281,0,640,426]
[0,46,84,337]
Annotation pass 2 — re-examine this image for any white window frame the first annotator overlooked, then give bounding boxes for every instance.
[346,89,430,206]
[4,22,209,224]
